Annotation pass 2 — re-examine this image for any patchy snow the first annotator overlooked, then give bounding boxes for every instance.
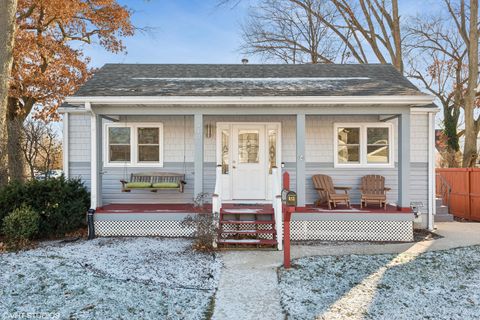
[278,246,480,320]
[0,238,221,320]
[131,77,371,81]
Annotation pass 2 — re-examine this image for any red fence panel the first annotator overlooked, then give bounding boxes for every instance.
[470,169,480,221]
[436,168,480,221]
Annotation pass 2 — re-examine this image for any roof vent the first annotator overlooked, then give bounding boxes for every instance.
[241,58,249,65]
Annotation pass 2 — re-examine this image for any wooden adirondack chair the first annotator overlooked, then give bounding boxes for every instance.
[312,174,351,209]
[360,175,391,209]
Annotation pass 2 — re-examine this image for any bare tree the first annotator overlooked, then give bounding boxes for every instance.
[458,0,479,167]
[241,0,343,63]
[407,0,479,167]
[37,126,62,179]
[406,13,468,167]
[21,119,45,179]
[0,0,18,185]
[288,0,403,72]
[21,119,62,179]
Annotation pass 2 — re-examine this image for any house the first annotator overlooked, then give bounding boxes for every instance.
[60,63,437,247]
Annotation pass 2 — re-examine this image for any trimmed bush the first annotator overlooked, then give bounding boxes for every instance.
[2,205,40,245]
[0,176,90,238]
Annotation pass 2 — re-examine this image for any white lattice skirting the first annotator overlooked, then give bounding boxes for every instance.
[94,212,413,242]
[94,213,195,237]
[291,220,413,242]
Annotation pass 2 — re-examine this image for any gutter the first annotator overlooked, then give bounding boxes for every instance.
[65,95,435,106]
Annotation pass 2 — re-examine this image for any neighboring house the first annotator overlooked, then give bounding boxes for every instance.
[60,64,437,246]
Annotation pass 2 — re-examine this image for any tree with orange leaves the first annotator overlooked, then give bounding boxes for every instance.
[6,0,134,181]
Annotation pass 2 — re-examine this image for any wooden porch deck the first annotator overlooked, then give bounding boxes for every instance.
[96,203,409,214]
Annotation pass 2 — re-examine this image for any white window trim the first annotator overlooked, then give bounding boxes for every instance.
[103,122,164,167]
[333,122,394,168]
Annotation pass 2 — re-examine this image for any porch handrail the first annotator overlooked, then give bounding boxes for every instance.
[436,173,451,211]
[272,167,283,250]
[212,165,222,214]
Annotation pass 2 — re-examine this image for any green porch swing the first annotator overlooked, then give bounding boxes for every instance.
[119,117,187,193]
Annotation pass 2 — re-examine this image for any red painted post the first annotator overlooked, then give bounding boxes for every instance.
[283,171,290,191]
[282,170,293,269]
[283,206,292,269]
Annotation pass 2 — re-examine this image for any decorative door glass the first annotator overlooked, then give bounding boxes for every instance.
[268,130,276,173]
[221,129,230,174]
[238,130,259,163]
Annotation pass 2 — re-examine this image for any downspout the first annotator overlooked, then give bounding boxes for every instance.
[428,111,436,230]
[85,101,98,210]
[62,112,69,178]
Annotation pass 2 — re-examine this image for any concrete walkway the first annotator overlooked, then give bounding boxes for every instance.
[211,222,480,319]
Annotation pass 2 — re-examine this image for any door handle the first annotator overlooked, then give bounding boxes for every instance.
[232,166,236,169]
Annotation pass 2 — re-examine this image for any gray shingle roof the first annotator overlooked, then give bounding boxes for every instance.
[73,64,425,97]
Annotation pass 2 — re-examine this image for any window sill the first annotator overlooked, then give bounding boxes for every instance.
[334,163,395,169]
[104,162,164,168]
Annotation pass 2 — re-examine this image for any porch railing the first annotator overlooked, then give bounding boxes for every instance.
[212,165,222,214]
[271,167,283,250]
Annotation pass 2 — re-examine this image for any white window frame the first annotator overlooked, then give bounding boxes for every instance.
[333,122,394,168]
[104,122,164,167]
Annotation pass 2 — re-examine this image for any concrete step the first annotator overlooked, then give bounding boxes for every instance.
[437,205,449,215]
[435,214,454,222]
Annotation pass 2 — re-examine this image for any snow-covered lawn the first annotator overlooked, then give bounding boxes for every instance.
[0,238,221,319]
[279,246,480,320]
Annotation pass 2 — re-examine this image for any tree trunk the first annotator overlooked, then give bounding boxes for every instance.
[7,97,25,181]
[391,0,403,73]
[0,0,18,186]
[462,0,479,167]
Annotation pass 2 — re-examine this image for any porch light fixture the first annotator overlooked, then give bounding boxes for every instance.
[205,124,213,138]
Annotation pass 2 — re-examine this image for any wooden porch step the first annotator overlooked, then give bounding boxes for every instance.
[217,239,278,245]
[220,229,275,235]
[220,209,274,215]
[220,220,275,225]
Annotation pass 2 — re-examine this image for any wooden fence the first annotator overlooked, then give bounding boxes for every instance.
[436,168,480,221]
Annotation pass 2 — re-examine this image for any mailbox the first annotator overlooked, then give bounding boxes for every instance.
[281,190,297,206]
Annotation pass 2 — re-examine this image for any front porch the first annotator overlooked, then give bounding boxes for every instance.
[76,108,420,244]
[93,202,414,242]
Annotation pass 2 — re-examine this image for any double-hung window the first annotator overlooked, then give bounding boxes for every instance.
[334,123,393,167]
[105,123,163,166]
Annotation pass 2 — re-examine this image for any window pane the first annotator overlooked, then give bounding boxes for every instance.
[109,127,130,144]
[338,127,360,145]
[367,146,389,163]
[139,145,159,162]
[268,130,277,174]
[367,127,389,145]
[222,130,229,174]
[338,146,360,163]
[138,128,159,144]
[110,145,130,162]
[238,130,259,163]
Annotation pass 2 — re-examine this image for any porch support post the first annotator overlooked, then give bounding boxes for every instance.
[62,113,69,178]
[194,113,204,197]
[296,113,306,206]
[398,110,411,209]
[89,103,102,209]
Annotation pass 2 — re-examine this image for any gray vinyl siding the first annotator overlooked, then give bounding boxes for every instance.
[102,163,194,204]
[64,111,431,212]
[68,113,91,189]
[305,163,398,205]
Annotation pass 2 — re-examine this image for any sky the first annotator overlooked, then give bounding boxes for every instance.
[81,0,440,68]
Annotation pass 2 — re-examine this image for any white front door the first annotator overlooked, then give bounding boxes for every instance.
[231,124,266,200]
